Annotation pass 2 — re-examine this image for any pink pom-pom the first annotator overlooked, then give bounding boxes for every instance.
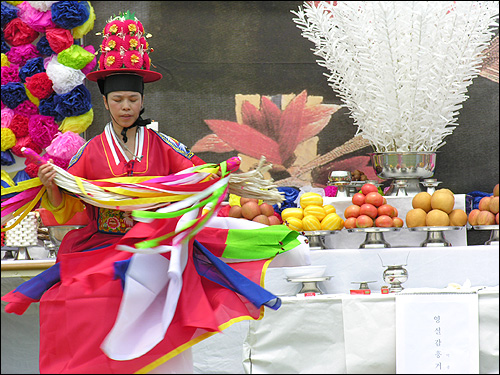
[1,107,15,128]
[28,114,59,149]
[324,185,338,197]
[45,131,86,161]
[14,100,39,116]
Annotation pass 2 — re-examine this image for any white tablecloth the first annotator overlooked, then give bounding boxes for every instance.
[241,289,499,374]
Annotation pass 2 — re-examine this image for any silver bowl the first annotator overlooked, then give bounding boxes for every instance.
[369,152,436,179]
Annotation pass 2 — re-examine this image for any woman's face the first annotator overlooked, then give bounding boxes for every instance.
[104,91,143,129]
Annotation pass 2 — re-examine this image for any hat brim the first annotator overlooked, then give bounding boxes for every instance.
[86,68,162,83]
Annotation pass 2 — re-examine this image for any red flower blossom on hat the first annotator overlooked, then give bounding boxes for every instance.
[104,20,124,36]
[3,18,39,47]
[139,37,147,49]
[124,35,140,51]
[103,51,123,69]
[103,35,124,52]
[123,51,143,69]
[25,72,54,99]
[143,54,151,70]
[123,20,139,36]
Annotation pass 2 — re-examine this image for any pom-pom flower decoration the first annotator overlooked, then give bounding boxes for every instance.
[95,10,155,71]
[292,1,499,152]
[1,1,95,179]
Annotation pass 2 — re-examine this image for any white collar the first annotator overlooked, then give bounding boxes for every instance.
[105,123,144,165]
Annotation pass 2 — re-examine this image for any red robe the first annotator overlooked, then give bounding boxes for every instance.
[33,126,268,373]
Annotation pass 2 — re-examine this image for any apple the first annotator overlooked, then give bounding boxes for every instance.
[478,196,492,211]
[361,183,378,195]
[365,192,384,207]
[477,211,495,225]
[268,215,281,226]
[496,213,499,225]
[344,204,361,219]
[344,217,357,229]
[356,214,373,228]
[360,203,378,219]
[378,204,396,217]
[494,184,499,197]
[468,209,481,226]
[392,217,404,227]
[375,215,394,227]
[489,196,499,214]
[352,192,366,206]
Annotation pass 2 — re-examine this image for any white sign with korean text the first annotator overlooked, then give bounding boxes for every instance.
[395,293,479,374]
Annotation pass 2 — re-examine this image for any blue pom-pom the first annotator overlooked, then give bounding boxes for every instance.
[39,93,65,122]
[272,187,300,214]
[19,57,46,82]
[13,170,32,184]
[1,2,19,28]
[36,36,55,57]
[1,82,29,109]
[1,150,16,166]
[54,84,92,118]
[1,33,10,54]
[51,1,90,29]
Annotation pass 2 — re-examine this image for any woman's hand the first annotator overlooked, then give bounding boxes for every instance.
[38,159,63,207]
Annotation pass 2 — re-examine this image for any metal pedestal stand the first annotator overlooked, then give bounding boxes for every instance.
[287,276,331,295]
[473,225,499,246]
[408,226,461,247]
[347,227,401,248]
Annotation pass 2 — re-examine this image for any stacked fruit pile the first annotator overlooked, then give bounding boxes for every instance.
[468,184,499,226]
[228,198,282,225]
[342,183,403,228]
[406,189,468,227]
[282,192,344,231]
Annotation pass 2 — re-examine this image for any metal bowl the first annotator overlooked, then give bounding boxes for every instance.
[369,152,436,179]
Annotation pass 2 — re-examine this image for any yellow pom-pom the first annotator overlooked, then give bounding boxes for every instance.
[6,1,23,5]
[1,128,16,151]
[24,84,40,107]
[229,194,242,207]
[1,53,10,67]
[59,108,94,133]
[72,2,96,39]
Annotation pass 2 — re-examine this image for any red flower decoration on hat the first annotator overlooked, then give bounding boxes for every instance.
[103,35,124,52]
[139,37,147,49]
[3,18,39,47]
[104,20,124,36]
[103,51,123,69]
[124,50,143,69]
[143,54,151,70]
[124,35,140,51]
[123,20,140,36]
[136,21,144,34]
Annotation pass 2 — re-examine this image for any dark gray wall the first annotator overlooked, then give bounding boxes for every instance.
[84,1,499,197]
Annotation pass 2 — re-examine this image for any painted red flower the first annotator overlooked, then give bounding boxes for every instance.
[193,90,339,168]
